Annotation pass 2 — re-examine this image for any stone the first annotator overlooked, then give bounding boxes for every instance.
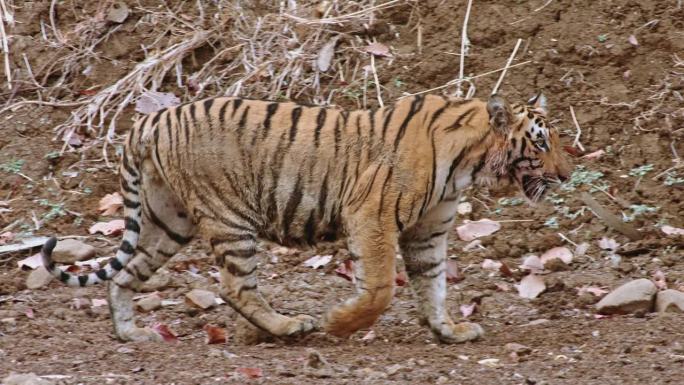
[51,239,96,264]
[655,289,684,313]
[136,294,162,312]
[2,373,54,385]
[595,279,657,315]
[26,266,53,289]
[505,343,532,356]
[185,289,216,309]
[140,272,172,292]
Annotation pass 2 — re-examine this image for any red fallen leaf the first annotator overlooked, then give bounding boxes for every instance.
[204,324,227,344]
[236,367,263,379]
[446,260,464,283]
[460,303,476,318]
[25,308,35,319]
[499,262,514,277]
[335,260,355,283]
[98,192,123,216]
[89,220,125,236]
[563,146,581,157]
[151,323,178,343]
[395,271,408,286]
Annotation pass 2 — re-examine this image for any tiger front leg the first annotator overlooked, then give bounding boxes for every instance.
[324,209,398,338]
[203,220,317,338]
[400,215,484,344]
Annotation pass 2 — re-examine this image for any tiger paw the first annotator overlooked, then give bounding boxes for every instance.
[432,321,484,344]
[283,314,318,336]
[115,326,165,343]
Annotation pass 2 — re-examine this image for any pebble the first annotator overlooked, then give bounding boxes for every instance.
[655,289,684,313]
[385,364,404,377]
[140,272,172,292]
[51,239,96,264]
[2,373,54,385]
[595,279,657,315]
[185,289,216,309]
[26,266,53,289]
[136,293,162,312]
[505,343,532,356]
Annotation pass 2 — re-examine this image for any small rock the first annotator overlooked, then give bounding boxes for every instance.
[544,258,570,272]
[596,279,657,315]
[51,239,96,264]
[140,272,172,292]
[436,376,449,384]
[2,373,54,385]
[1,318,16,326]
[26,266,53,289]
[505,343,532,356]
[655,289,684,313]
[304,349,336,378]
[185,289,216,309]
[136,294,162,312]
[385,364,404,377]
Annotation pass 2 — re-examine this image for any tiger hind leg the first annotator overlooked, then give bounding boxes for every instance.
[324,208,398,338]
[202,219,317,338]
[399,205,484,344]
[109,162,195,342]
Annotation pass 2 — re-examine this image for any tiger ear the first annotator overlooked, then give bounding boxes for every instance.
[487,94,514,135]
[527,91,548,116]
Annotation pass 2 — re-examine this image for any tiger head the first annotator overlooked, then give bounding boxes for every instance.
[486,92,572,202]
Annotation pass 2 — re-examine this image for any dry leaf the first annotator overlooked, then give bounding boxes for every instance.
[236,367,263,379]
[499,261,514,277]
[107,1,129,23]
[481,258,502,271]
[335,260,355,283]
[540,247,573,265]
[456,219,501,241]
[303,254,332,269]
[89,220,125,236]
[598,237,620,251]
[446,259,463,283]
[91,298,108,307]
[575,242,590,256]
[364,42,391,57]
[463,239,483,251]
[460,303,476,318]
[495,282,511,292]
[151,323,178,342]
[204,325,227,344]
[0,231,15,245]
[17,253,43,270]
[653,270,667,290]
[135,91,180,114]
[316,37,338,72]
[478,358,500,367]
[516,274,546,299]
[576,286,609,297]
[662,225,684,236]
[520,255,544,272]
[98,192,123,216]
[361,330,376,342]
[185,289,217,309]
[582,149,605,160]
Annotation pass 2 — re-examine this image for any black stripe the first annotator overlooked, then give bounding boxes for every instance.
[110,258,124,271]
[210,234,256,248]
[189,103,198,122]
[304,210,316,244]
[151,111,162,127]
[231,99,243,118]
[237,105,250,138]
[314,108,327,147]
[282,175,303,238]
[423,135,438,214]
[406,261,441,276]
[440,148,467,200]
[471,158,486,179]
[377,169,393,219]
[121,179,137,195]
[289,107,302,143]
[124,217,140,233]
[426,104,447,131]
[334,112,343,154]
[317,170,329,221]
[394,192,404,232]
[144,200,193,244]
[218,99,230,129]
[123,197,140,209]
[203,99,215,117]
[394,95,425,148]
[120,240,135,255]
[121,152,138,178]
[381,107,395,141]
[96,269,108,280]
[262,102,279,138]
[222,248,258,259]
[78,275,89,287]
[225,261,258,277]
[444,107,477,132]
[59,271,70,283]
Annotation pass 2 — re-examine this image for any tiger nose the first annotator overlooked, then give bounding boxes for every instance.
[558,173,569,183]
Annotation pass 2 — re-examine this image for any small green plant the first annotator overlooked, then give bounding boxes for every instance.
[629,164,654,177]
[544,216,559,228]
[37,199,67,221]
[545,192,565,205]
[622,204,658,222]
[664,173,684,186]
[0,159,25,173]
[598,34,608,43]
[45,151,60,160]
[393,78,405,88]
[561,165,604,191]
[498,197,524,206]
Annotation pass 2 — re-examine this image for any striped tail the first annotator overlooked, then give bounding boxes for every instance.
[41,146,143,287]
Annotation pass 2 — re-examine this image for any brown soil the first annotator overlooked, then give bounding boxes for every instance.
[2,0,684,384]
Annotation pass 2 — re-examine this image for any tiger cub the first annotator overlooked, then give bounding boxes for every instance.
[42,92,570,343]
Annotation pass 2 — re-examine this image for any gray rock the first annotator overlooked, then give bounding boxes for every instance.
[51,239,96,264]
[140,271,172,292]
[2,373,54,385]
[136,294,162,312]
[26,266,53,289]
[595,279,657,315]
[505,342,532,355]
[655,289,684,313]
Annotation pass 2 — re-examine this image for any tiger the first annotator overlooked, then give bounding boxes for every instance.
[41,91,571,344]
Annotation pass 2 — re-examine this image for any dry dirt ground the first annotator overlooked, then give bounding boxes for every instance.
[2,0,684,384]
